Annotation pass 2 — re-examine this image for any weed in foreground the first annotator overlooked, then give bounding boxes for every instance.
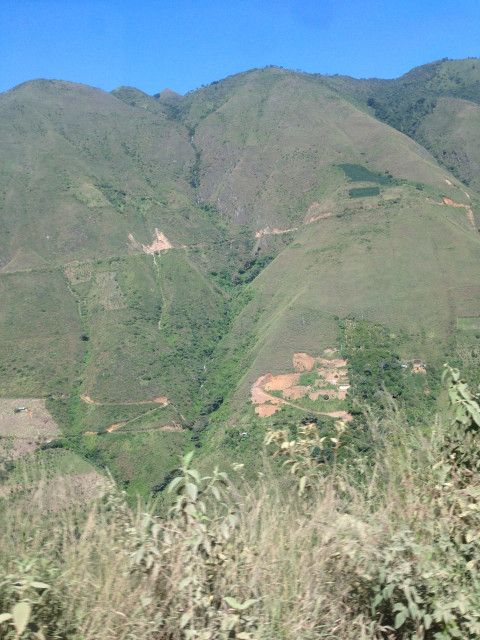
[2,366,480,638]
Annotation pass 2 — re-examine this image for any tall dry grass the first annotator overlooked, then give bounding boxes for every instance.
[1,366,480,639]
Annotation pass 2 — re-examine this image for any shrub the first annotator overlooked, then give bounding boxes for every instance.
[2,367,480,638]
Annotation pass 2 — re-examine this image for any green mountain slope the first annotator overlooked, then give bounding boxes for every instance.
[0,79,218,268]
[180,68,463,233]
[1,63,480,495]
[0,81,232,432]
[213,185,480,416]
[324,58,480,190]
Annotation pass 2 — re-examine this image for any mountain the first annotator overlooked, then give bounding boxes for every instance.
[1,61,480,496]
[324,57,480,191]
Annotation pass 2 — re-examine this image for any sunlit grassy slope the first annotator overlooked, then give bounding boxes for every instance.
[183,68,464,233]
[210,185,480,412]
[324,57,480,191]
[0,79,218,267]
[1,64,480,488]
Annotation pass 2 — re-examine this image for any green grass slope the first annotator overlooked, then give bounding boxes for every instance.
[417,97,480,191]
[0,79,222,268]
[212,182,480,414]
[175,68,465,235]
[324,58,480,192]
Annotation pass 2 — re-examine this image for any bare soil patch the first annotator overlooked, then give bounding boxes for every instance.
[264,373,300,391]
[142,229,173,254]
[293,353,316,371]
[255,226,298,238]
[305,202,333,224]
[255,404,279,418]
[80,394,168,406]
[106,422,125,433]
[250,352,353,421]
[309,211,332,224]
[128,229,173,254]
[284,386,311,400]
[0,399,59,439]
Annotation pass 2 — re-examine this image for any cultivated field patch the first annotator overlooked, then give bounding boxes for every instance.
[349,186,380,198]
[0,398,60,439]
[338,164,395,185]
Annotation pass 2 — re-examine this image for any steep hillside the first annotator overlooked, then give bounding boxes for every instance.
[417,97,480,190]
[173,68,463,234]
[209,184,480,419]
[324,58,480,190]
[0,79,214,268]
[1,64,480,495]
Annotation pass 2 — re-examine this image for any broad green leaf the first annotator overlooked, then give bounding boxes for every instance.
[167,476,183,493]
[183,450,195,466]
[383,583,395,599]
[185,482,198,502]
[188,468,201,483]
[12,601,31,636]
[408,601,419,619]
[371,593,382,614]
[30,581,50,590]
[394,609,408,629]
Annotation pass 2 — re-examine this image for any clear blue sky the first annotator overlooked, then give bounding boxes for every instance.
[1,0,479,96]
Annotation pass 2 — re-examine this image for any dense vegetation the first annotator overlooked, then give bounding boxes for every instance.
[2,367,480,638]
[340,318,439,424]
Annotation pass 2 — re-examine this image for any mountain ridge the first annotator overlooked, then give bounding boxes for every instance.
[2,58,480,496]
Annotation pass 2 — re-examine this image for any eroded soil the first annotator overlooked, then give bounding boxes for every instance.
[251,350,352,421]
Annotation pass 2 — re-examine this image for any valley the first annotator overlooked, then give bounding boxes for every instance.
[1,59,480,499]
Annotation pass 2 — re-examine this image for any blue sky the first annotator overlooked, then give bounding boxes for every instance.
[1,0,479,95]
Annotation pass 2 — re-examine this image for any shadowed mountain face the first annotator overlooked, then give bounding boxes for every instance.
[1,62,480,481]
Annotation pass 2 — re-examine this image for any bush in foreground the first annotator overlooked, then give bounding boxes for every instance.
[1,366,480,638]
